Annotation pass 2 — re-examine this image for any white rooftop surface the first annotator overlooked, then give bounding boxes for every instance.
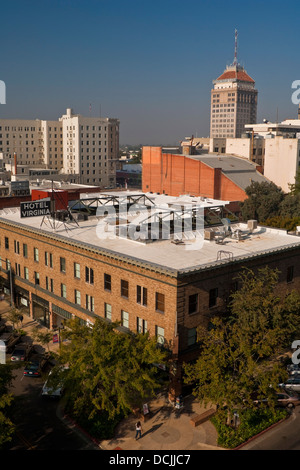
[78,191,230,209]
[1,206,300,273]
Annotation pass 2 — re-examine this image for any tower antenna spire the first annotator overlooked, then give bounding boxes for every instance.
[233,29,238,66]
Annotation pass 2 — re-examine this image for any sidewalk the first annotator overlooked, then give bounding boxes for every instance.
[99,395,222,451]
[1,302,223,451]
[0,301,60,354]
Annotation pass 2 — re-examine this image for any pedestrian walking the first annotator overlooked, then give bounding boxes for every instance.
[135,421,142,440]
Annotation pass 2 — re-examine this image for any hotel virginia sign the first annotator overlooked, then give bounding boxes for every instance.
[20,199,51,218]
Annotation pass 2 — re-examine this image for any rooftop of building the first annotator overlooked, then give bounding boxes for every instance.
[0,191,300,276]
[245,119,300,133]
[189,154,267,189]
[214,64,255,84]
[156,151,268,191]
[29,180,100,192]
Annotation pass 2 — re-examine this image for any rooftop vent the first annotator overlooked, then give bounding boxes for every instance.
[247,220,257,231]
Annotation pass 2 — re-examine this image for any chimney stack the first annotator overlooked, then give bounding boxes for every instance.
[14,152,17,175]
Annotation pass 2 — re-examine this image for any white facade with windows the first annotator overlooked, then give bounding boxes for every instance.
[0,108,120,187]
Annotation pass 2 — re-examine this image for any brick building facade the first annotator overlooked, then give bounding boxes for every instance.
[1,197,300,399]
[142,146,267,202]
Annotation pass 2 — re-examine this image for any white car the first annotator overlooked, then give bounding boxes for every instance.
[42,370,64,398]
[287,364,300,376]
[279,377,300,392]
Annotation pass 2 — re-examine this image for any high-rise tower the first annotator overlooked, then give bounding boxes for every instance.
[210,30,258,138]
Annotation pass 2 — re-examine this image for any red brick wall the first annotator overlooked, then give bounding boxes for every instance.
[219,173,247,201]
[142,147,248,202]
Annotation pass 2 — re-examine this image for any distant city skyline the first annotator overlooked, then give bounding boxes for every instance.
[0,0,299,145]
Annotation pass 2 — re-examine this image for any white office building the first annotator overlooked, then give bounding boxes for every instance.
[0,108,120,187]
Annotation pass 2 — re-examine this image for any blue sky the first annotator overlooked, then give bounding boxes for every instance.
[0,0,299,144]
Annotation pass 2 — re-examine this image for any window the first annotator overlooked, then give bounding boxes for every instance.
[34,272,40,285]
[75,289,81,305]
[86,295,94,312]
[187,328,197,346]
[24,267,29,280]
[61,283,67,299]
[74,262,80,279]
[34,247,39,262]
[45,277,54,292]
[121,310,129,328]
[104,273,111,291]
[156,326,165,345]
[105,303,112,320]
[15,263,21,276]
[137,317,147,334]
[155,292,165,313]
[137,286,147,306]
[121,279,129,298]
[85,267,94,284]
[4,237,9,249]
[230,281,239,293]
[287,266,294,283]
[45,252,53,267]
[23,243,28,258]
[14,240,20,254]
[188,293,198,314]
[60,257,66,273]
[209,288,218,308]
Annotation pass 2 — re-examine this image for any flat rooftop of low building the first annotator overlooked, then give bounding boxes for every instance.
[1,192,300,276]
[29,181,100,192]
[77,191,230,208]
[162,152,268,190]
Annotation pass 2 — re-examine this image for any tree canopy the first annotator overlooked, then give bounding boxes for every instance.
[0,365,15,448]
[183,267,300,411]
[241,181,285,222]
[241,179,300,230]
[55,318,169,423]
[288,169,300,195]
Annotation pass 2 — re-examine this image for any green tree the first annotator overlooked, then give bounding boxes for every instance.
[57,318,169,422]
[288,169,300,195]
[241,181,284,222]
[6,308,23,330]
[183,267,300,411]
[279,193,300,218]
[31,327,53,352]
[0,365,15,448]
[263,215,300,231]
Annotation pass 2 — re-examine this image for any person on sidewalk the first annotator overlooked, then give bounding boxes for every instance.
[135,421,142,440]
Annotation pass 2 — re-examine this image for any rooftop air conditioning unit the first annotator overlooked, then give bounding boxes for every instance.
[204,230,215,241]
[247,220,258,231]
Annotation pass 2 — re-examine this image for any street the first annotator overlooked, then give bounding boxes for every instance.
[7,359,100,450]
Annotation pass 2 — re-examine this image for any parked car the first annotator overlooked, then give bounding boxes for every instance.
[42,369,64,398]
[253,391,300,409]
[287,364,300,375]
[23,360,42,377]
[0,321,6,335]
[279,377,300,393]
[24,354,49,377]
[276,392,300,409]
[0,332,21,353]
[11,343,32,362]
